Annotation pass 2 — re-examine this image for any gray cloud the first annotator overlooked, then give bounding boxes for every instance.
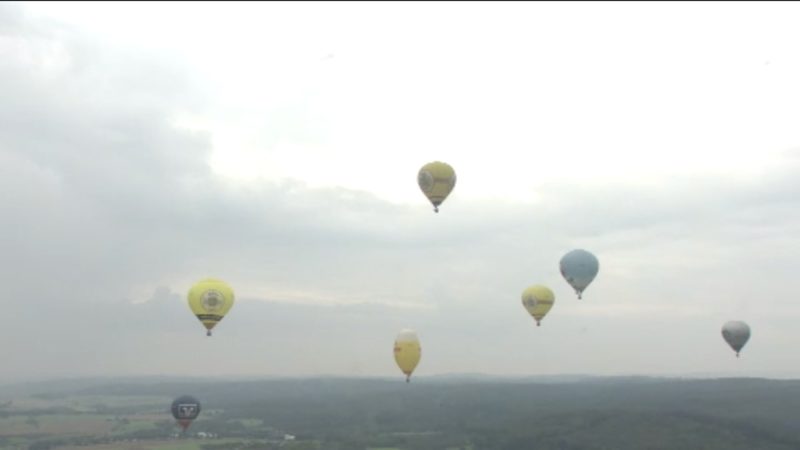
[2,4,800,383]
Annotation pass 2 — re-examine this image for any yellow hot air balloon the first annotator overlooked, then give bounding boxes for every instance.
[418,161,456,213]
[393,329,421,382]
[521,285,555,327]
[187,278,235,336]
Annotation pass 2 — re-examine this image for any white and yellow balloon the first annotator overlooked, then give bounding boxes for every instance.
[418,162,456,213]
[187,278,235,336]
[521,285,555,327]
[393,329,422,382]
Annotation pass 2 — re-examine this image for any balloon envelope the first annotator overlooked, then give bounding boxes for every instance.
[418,161,456,213]
[171,395,201,431]
[394,329,421,382]
[559,249,599,299]
[722,321,751,357]
[521,285,555,326]
[188,278,235,336]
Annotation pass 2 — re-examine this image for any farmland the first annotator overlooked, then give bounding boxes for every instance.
[1,376,800,449]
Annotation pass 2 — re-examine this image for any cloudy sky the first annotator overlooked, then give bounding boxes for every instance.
[2,1,800,383]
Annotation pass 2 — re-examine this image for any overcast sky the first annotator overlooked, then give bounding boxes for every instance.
[2,2,800,383]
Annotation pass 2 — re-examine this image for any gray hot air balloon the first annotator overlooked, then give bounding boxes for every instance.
[559,249,599,300]
[721,321,751,358]
[171,395,201,432]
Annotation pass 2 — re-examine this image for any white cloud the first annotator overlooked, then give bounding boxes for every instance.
[3,2,800,381]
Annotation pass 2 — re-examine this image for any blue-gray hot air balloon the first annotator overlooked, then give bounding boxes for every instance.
[722,321,751,358]
[559,249,599,300]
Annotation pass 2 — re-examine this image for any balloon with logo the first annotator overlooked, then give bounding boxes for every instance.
[521,284,555,326]
[188,278,235,336]
[394,329,422,382]
[171,395,201,432]
[721,320,751,358]
[418,161,456,213]
[560,249,599,300]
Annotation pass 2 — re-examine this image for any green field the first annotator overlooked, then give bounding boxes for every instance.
[0,414,113,436]
[59,439,267,450]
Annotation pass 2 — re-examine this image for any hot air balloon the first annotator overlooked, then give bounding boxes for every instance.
[722,320,751,358]
[559,249,599,299]
[418,161,456,213]
[171,395,201,432]
[188,278,235,336]
[394,329,421,382]
[521,285,555,326]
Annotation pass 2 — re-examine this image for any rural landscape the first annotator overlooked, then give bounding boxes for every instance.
[1,376,799,450]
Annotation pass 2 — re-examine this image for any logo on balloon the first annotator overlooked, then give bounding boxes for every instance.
[178,404,197,418]
[418,170,434,192]
[201,290,225,313]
